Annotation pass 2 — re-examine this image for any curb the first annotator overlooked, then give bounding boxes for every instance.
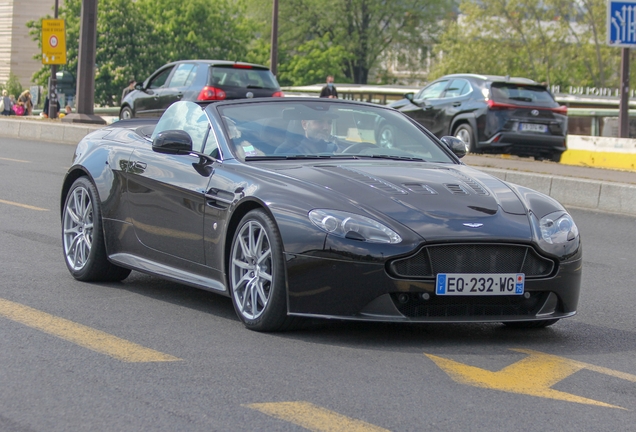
[481,168,636,216]
[2,118,635,216]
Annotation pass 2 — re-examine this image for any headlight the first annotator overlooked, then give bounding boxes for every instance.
[540,211,578,244]
[308,209,402,244]
[531,210,580,257]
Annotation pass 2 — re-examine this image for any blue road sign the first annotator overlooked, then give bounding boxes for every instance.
[608,0,636,47]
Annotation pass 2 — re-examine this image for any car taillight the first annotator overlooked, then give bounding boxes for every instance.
[487,99,517,110]
[232,64,253,69]
[197,86,226,101]
[272,91,284,97]
[551,105,568,115]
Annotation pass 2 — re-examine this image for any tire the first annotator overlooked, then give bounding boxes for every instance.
[376,122,395,148]
[454,124,476,153]
[229,209,297,332]
[503,319,559,329]
[550,152,563,163]
[62,177,131,282]
[119,106,133,120]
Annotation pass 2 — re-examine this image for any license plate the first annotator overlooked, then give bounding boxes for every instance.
[436,273,525,296]
[519,123,548,133]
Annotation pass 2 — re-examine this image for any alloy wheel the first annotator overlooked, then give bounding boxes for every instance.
[231,220,273,320]
[63,186,94,271]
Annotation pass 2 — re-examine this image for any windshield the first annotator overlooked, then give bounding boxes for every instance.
[216,101,454,163]
[490,83,558,107]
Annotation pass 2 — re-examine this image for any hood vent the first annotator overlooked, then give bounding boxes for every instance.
[318,166,407,195]
[446,170,490,195]
[402,183,438,195]
[444,183,469,195]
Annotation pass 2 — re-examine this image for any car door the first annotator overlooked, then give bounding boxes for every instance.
[135,66,175,117]
[436,78,473,136]
[402,80,449,133]
[126,102,212,264]
[160,63,197,111]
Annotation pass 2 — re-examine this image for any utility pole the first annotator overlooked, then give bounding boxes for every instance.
[270,0,278,76]
[618,48,630,138]
[62,0,105,124]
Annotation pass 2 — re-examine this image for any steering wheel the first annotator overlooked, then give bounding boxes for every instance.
[340,142,377,154]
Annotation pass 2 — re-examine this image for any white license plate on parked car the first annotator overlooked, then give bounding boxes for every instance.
[436,273,525,295]
[519,123,548,133]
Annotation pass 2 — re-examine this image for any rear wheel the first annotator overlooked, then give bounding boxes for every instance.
[454,124,476,153]
[376,121,395,148]
[503,319,559,329]
[119,106,133,120]
[62,177,131,282]
[229,209,297,332]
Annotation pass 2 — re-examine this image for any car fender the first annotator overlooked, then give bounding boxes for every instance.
[449,113,478,138]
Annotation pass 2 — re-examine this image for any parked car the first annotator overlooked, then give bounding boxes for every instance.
[62,98,581,332]
[119,60,283,120]
[388,74,568,162]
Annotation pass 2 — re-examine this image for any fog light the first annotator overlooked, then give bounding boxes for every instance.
[420,293,430,300]
[397,294,409,304]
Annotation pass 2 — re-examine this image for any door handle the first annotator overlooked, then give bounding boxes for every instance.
[132,161,147,169]
[176,93,183,99]
[452,102,461,107]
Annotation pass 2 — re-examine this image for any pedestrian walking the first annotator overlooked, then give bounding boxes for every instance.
[121,79,136,104]
[16,89,33,116]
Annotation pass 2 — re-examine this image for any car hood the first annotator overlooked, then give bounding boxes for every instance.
[270,161,533,241]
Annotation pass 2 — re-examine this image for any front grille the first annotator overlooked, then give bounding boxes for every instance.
[390,291,549,318]
[389,244,554,279]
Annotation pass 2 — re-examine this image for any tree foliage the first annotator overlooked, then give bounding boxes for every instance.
[244,0,451,85]
[430,0,624,89]
[27,0,256,106]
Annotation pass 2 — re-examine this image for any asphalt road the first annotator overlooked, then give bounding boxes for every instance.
[1,137,636,432]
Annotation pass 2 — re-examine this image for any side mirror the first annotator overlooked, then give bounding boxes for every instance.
[404,93,414,103]
[152,130,193,155]
[135,83,143,91]
[440,136,468,159]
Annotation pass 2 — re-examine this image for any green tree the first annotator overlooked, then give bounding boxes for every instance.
[0,73,23,98]
[28,0,257,106]
[430,0,622,89]
[246,0,451,85]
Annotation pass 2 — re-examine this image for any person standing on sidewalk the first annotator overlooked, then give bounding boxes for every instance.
[319,75,338,99]
[17,89,33,116]
[1,90,13,116]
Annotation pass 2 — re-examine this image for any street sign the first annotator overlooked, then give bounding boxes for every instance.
[42,19,67,65]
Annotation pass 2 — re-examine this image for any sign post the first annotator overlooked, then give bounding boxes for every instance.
[607,0,636,138]
[42,16,66,119]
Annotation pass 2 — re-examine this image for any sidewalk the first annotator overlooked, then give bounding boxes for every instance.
[1,115,635,216]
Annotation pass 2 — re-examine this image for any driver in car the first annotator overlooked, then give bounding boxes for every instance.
[278,112,341,155]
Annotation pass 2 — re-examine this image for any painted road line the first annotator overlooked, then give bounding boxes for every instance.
[426,349,633,409]
[0,199,49,211]
[0,298,180,363]
[246,401,390,432]
[0,157,30,163]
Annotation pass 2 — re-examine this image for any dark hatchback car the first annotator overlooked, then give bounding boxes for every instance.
[119,60,283,120]
[388,74,568,161]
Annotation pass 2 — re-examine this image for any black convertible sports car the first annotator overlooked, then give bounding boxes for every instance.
[60,98,581,332]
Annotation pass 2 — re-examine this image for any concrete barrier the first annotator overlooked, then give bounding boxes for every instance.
[0,117,102,145]
[563,135,636,171]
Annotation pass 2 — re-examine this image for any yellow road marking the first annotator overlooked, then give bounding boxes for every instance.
[0,156,30,163]
[0,199,49,211]
[0,298,180,363]
[426,349,629,409]
[246,401,390,432]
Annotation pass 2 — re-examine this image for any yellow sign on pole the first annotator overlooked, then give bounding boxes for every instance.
[42,19,67,65]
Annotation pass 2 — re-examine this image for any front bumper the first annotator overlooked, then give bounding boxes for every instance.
[284,251,581,323]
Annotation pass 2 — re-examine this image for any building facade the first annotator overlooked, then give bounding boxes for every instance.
[0,0,55,87]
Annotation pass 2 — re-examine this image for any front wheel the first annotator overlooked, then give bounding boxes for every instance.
[376,122,395,148]
[119,106,133,120]
[229,209,297,332]
[454,124,476,153]
[62,177,131,282]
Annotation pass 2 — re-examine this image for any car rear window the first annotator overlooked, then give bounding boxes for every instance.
[490,83,558,107]
[208,66,279,90]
